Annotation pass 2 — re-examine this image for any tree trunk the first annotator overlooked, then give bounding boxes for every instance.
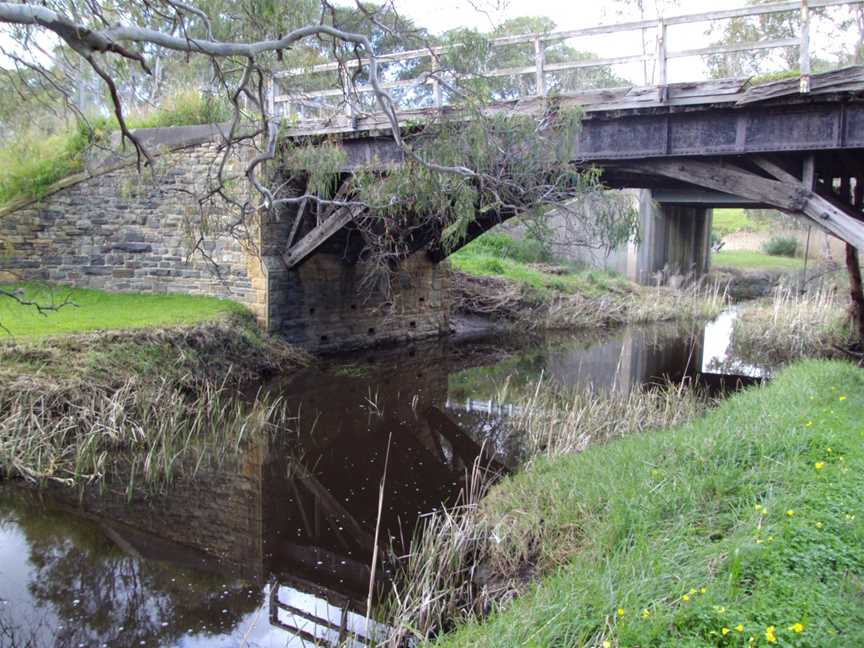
[846,243,864,344]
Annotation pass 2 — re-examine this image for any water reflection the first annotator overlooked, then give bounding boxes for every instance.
[0,312,762,646]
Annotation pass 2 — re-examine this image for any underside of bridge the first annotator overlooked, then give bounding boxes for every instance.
[257,67,864,350]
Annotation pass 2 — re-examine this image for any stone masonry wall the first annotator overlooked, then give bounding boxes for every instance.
[0,141,267,320]
[0,134,452,349]
[256,201,452,351]
[263,250,451,352]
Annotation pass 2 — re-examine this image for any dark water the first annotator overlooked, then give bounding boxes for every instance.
[0,313,762,647]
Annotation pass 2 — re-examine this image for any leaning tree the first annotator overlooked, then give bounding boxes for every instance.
[0,0,639,300]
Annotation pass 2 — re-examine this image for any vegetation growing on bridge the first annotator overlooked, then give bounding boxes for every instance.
[400,360,864,647]
[0,91,231,208]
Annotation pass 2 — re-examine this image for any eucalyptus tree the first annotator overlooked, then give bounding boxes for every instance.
[0,0,635,298]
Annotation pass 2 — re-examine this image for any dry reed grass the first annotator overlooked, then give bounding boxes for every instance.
[0,379,293,492]
[729,286,846,366]
[542,280,727,330]
[381,379,707,645]
[454,271,727,331]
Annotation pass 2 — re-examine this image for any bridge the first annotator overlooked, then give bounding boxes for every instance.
[4,1,864,351]
[253,1,864,349]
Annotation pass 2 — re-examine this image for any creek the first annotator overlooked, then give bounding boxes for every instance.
[0,311,765,647]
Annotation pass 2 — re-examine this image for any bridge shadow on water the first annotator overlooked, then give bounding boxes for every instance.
[0,311,765,647]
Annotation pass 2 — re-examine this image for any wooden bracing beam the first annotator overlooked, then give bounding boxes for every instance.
[617,159,864,250]
[282,202,365,269]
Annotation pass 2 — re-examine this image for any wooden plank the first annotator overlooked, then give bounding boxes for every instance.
[667,37,799,59]
[738,65,864,104]
[271,0,863,79]
[618,159,864,249]
[283,203,365,269]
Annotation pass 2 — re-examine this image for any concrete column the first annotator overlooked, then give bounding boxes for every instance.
[629,191,712,284]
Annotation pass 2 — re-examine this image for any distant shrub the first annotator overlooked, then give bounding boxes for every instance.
[761,235,799,258]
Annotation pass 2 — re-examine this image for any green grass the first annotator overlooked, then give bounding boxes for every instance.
[712,250,805,271]
[712,209,754,237]
[450,233,631,297]
[437,359,864,647]
[0,90,231,207]
[0,283,246,338]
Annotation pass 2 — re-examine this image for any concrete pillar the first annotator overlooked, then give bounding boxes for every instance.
[629,190,712,284]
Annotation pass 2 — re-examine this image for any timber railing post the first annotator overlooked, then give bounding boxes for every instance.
[534,35,546,96]
[799,0,811,93]
[339,67,355,120]
[432,78,443,109]
[657,18,668,102]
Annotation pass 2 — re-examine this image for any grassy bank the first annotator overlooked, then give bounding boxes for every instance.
[450,233,725,329]
[0,282,246,338]
[0,296,308,490]
[450,236,630,297]
[712,250,805,272]
[427,360,864,647]
[0,283,308,391]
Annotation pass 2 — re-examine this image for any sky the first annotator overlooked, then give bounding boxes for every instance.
[389,0,858,83]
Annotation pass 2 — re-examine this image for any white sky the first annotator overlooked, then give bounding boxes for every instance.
[391,0,858,83]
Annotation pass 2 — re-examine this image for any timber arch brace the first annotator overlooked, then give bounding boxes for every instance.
[611,157,864,250]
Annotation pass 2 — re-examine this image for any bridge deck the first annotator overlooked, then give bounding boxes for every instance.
[282,66,864,170]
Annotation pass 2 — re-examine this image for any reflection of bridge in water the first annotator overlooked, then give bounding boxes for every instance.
[14,316,762,646]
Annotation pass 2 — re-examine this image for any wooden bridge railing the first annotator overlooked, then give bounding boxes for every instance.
[270,0,863,121]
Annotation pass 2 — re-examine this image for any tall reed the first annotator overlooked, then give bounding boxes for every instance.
[0,379,292,492]
[381,379,707,644]
[730,285,845,366]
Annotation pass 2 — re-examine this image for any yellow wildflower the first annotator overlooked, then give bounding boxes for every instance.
[681,594,690,602]
[827,447,833,453]
[767,535,774,543]
[602,641,611,648]
[765,625,777,643]
[689,588,697,595]
[721,628,730,636]
[815,461,825,470]
[617,607,625,618]
[788,622,805,633]
[846,514,856,521]
[700,587,707,594]
[714,606,727,614]
[816,521,823,529]
[735,624,744,632]
[839,395,846,401]
[786,509,795,517]
[805,420,813,427]
[641,608,651,619]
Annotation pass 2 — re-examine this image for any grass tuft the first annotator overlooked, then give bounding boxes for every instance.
[433,359,864,647]
[0,90,231,207]
[0,379,293,494]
